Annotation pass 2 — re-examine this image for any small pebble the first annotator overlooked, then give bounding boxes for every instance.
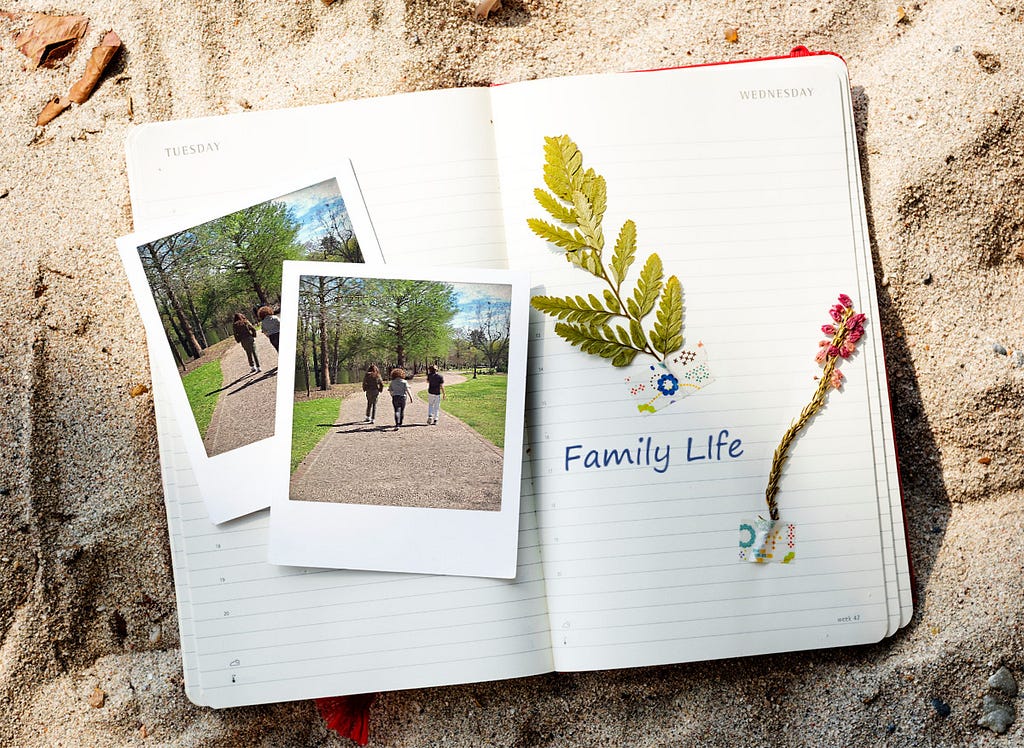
[978,693,1015,734]
[885,722,896,734]
[148,624,162,644]
[0,188,9,199]
[993,343,1007,356]
[1013,351,1024,368]
[988,666,1018,697]
[88,686,105,708]
[930,697,951,717]
[922,272,933,285]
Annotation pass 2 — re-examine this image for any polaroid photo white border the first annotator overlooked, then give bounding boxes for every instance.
[117,166,385,524]
[269,260,530,579]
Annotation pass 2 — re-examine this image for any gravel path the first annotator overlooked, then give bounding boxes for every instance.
[202,334,279,457]
[290,373,503,511]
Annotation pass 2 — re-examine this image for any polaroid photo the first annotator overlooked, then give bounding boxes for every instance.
[117,167,384,524]
[268,261,530,579]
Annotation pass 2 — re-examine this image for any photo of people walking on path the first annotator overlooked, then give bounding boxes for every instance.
[136,178,369,457]
[289,273,515,512]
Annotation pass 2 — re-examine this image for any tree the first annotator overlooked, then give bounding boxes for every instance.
[201,201,303,307]
[310,198,363,263]
[139,233,207,359]
[363,280,458,369]
[469,300,512,371]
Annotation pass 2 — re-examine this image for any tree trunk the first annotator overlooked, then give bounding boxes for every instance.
[301,317,311,396]
[317,277,331,391]
[160,299,195,361]
[183,283,208,349]
[145,243,203,357]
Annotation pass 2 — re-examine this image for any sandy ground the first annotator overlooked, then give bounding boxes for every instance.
[292,373,504,510]
[1,1,1023,746]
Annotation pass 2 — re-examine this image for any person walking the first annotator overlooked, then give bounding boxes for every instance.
[232,312,261,373]
[388,368,413,429]
[426,364,445,425]
[257,306,281,352]
[362,364,384,423]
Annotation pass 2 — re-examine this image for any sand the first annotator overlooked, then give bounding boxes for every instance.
[1,0,1023,745]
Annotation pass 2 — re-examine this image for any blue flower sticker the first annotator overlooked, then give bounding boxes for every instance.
[656,373,679,395]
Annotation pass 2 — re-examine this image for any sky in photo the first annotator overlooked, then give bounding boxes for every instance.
[451,282,512,330]
[275,178,350,244]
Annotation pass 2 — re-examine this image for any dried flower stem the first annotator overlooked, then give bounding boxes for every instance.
[764,301,863,520]
[765,357,837,520]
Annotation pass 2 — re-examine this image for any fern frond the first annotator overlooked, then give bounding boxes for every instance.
[534,188,577,224]
[630,253,664,319]
[543,135,583,201]
[652,275,684,358]
[572,190,605,251]
[581,169,607,226]
[527,218,588,253]
[610,220,637,289]
[554,322,640,367]
[531,294,616,326]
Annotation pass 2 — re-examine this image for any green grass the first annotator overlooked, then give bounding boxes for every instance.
[291,398,342,473]
[181,360,223,439]
[421,374,507,448]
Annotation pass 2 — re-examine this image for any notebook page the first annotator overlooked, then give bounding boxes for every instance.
[128,91,556,705]
[491,57,891,671]
[837,84,913,626]
[834,77,911,630]
[151,367,205,705]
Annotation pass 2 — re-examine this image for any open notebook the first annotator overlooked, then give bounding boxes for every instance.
[129,49,911,707]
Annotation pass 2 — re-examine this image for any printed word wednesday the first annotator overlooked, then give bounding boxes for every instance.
[564,430,744,474]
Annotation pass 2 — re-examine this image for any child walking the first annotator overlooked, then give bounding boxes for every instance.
[388,368,413,429]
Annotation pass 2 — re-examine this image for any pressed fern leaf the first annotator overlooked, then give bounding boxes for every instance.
[580,169,607,227]
[603,289,620,313]
[610,220,637,289]
[531,294,616,326]
[572,190,604,251]
[630,253,664,319]
[555,322,639,366]
[543,135,583,201]
[527,218,588,253]
[651,275,684,357]
[534,188,576,224]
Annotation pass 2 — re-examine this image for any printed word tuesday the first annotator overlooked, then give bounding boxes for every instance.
[563,430,744,475]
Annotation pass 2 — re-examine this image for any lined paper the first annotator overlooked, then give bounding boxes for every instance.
[491,57,904,671]
[130,92,554,706]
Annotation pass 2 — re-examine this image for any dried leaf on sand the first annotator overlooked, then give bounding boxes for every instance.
[36,96,71,127]
[69,31,122,104]
[14,14,89,69]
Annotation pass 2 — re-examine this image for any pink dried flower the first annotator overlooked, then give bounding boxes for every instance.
[821,324,836,336]
[846,313,866,331]
[829,306,843,322]
[839,343,854,358]
[828,345,840,358]
[818,339,830,348]
[830,369,845,389]
[848,328,863,343]
[815,347,829,364]
[838,293,853,308]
